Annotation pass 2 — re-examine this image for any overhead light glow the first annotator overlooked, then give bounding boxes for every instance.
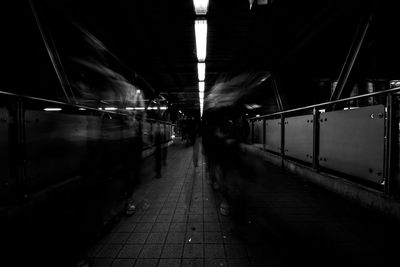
[193,0,209,15]
[245,104,261,110]
[198,63,205,81]
[78,108,86,111]
[199,81,205,92]
[147,107,167,110]
[105,107,118,111]
[195,20,207,62]
[44,108,62,111]
[126,107,134,110]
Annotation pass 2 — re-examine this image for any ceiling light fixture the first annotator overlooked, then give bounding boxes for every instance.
[199,81,205,92]
[193,0,209,15]
[198,62,205,81]
[195,20,207,62]
[44,108,62,111]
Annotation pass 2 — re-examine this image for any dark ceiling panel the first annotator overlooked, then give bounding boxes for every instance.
[6,0,396,117]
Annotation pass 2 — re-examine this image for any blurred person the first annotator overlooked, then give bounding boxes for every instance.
[191,119,200,167]
[238,114,250,144]
[154,121,162,179]
[125,113,143,215]
[220,116,250,231]
[201,116,222,189]
[201,113,231,213]
[181,117,188,142]
[201,120,213,184]
[162,125,168,167]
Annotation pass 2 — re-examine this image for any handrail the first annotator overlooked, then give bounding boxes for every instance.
[0,90,173,124]
[0,90,117,113]
[248,86,400,120]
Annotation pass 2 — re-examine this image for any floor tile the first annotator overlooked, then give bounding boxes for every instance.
[183,244,204,258]
[138,244,163,258]
[111,259,136,267]
[166,232,186,244]
[181,259,204,267]
[126,233,148,244]
[117,245,142,259]
[161,244,184,258]
[204,244,225,259]
[158,259,181,267]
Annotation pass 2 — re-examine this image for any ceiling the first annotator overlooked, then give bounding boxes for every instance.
[3,0,399,119]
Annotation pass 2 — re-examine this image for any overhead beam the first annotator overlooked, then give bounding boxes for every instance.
[330,11,373,102]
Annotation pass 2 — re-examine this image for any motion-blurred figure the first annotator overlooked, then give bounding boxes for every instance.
[162,124,168,167]
[125,113,143,215]
[154,122,162,179]
[190,118,200,167]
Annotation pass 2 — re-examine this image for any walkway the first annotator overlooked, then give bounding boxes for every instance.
[84,140,400,267]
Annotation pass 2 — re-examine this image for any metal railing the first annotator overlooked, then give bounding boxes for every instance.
[248,86,400,195]
[0,91,174,198]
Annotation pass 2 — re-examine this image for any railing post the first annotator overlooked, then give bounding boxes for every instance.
[263,118,266,151]
[312,107,320,170]
[11,98,26,193]
[384,93,399,195]
[281,114,285,167]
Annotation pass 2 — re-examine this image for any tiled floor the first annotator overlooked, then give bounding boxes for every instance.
[85,140,400,267]
[86,141,251,267]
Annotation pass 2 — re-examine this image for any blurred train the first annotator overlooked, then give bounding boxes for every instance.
[0,92,174,265]
[0,1,174,265]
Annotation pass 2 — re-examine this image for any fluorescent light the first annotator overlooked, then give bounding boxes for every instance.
[198,62,205,81]
[193,0,208,15]
[105,107,117,111]
[256,114,260,117]
[245,104,261,109]
[199,81,205,92]
[78,108,86,111]
[136,89,141,93]
[44,108,61,111]
[147,107,167,110]
[126,107,134,110]
[135,107,145,110]
[195,20,207,62]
